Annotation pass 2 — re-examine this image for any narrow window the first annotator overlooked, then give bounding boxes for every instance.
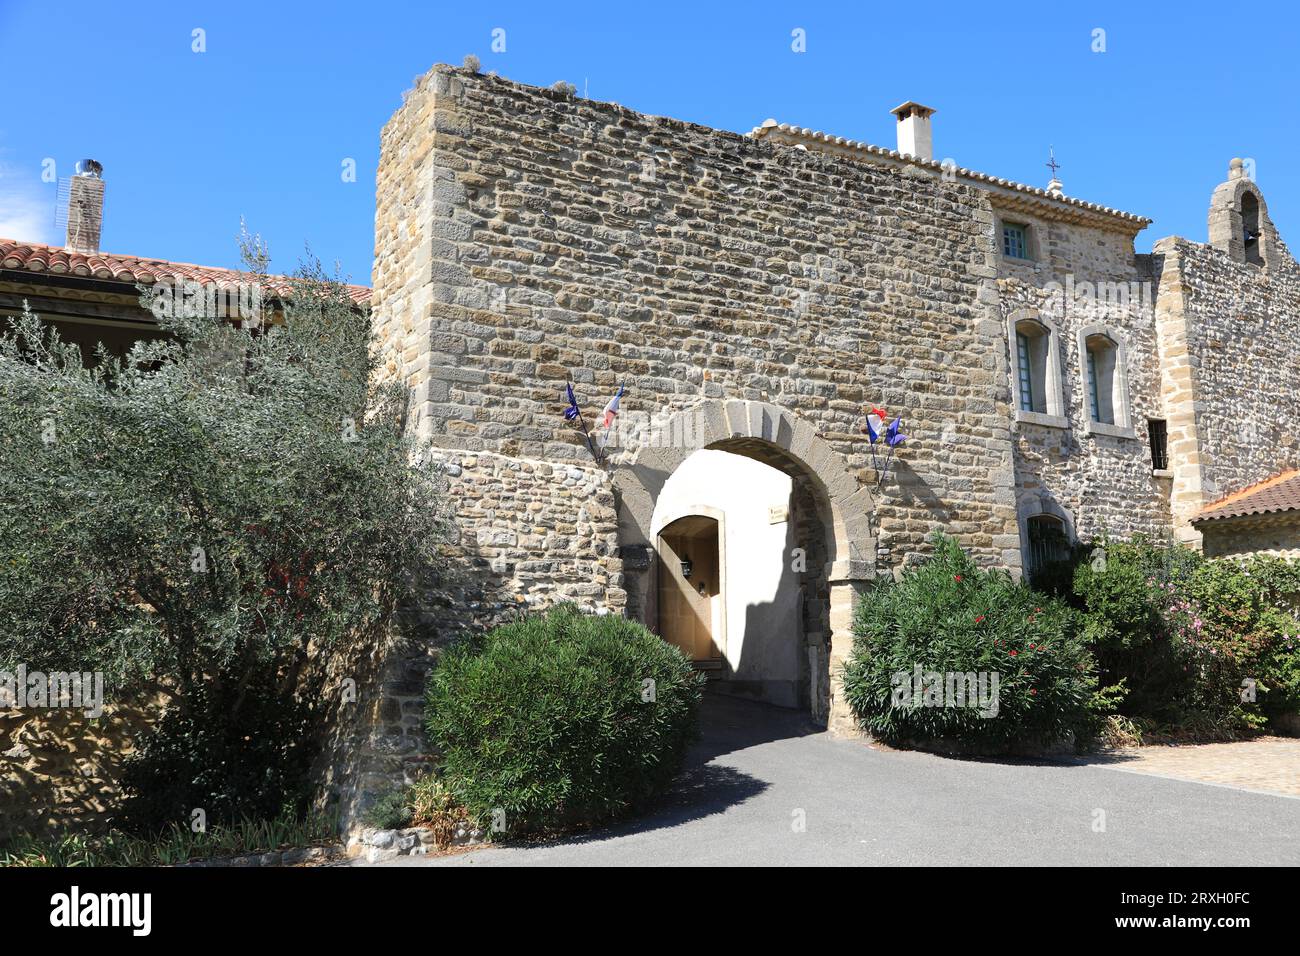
[1241,193,1263,266]
[1084,334,1118,425]
[1013,318,1053,416]
[1016,332,1034,411]
[1086,350,1102,421]
[1148,418,1168,471]
[1002,223,1029,259]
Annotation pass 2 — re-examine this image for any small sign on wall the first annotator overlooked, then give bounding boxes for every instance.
[769,504,789,524]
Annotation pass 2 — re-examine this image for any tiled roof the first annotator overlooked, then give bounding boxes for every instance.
[748,121,1152,229]
[0,239,371,305]
[1194,470,1300,523]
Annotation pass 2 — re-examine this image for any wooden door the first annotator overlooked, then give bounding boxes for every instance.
[656,515,722,664]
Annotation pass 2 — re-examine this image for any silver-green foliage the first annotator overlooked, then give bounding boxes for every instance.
[0,253,444,730]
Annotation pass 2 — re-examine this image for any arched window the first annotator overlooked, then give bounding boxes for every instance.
[1241,192,1263,265]
[1008,311,1065,427]
[1085,334,1117,424]
[1077,325,1133,438]
[1025,515,1070,582]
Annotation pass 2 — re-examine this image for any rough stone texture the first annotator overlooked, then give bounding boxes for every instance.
[995,213,1172,546]
[345,824,487,862]
[350,66,1300,826]
[1156,234,1300,532]
[371,65,1020,570]
[1199,515,1300,560]
[0,698,160,840]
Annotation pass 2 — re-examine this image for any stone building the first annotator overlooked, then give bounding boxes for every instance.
[5,65,1298,831]
[1,160,369,363]
[365,64,1300,762]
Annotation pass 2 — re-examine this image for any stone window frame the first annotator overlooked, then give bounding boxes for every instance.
[1076,323,1136,439]
[998,217,1036,262]
[1007,308,1067,429]
[1016,495,1078,582]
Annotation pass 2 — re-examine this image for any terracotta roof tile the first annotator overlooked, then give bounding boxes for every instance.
[0,239,371,305]
[1194,470,1300,523]
[747,121,1152,229]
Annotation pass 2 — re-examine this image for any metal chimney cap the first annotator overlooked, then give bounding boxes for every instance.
[74,159,103,178]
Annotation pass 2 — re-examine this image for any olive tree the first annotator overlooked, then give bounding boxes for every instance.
[0,245,444,829]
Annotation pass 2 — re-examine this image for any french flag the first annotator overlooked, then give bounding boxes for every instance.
[865,406,888,443]
[598,384,624,447]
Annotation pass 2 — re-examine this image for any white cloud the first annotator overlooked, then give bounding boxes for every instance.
[0,150,58,243]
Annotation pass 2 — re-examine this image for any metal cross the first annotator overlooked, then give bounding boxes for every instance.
[1046,146,1062,179]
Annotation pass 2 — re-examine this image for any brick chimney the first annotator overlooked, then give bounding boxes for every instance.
[890,102,935,162]
[65,159,105,253]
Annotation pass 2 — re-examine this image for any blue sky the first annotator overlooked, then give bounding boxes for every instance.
[2,1,1296,283]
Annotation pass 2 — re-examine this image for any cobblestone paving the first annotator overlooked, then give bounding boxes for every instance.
[1081,737,1300,798]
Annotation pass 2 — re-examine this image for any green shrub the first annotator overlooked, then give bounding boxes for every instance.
[0,235,444,831]
[117,679,316,834]
[362,788,414,831]
[1071,536,1198,722]
[425,604,704,837]
[0,808,334,867]
[841,534,1097,750]
[1068,536,1300,735]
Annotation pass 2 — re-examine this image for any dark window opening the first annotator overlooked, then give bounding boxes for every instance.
[1085,333,1119,425]
[1149,418,1169,471]
[1026,515,1070,582]
[1242,192,1263,266]
[1016,332,1034,411]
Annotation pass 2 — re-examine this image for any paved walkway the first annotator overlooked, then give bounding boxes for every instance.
[359,694,1300,867]
[1074,736,1300,798]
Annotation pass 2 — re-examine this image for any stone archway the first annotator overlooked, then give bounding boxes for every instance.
[612,400,875,733]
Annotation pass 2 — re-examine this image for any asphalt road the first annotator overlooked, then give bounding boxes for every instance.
[362,693,1300,867]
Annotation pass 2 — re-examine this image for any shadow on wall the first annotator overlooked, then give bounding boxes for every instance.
[0,697,161,840]
[888,460,949,519]
[729,492,804,710]
[316,521,528,831]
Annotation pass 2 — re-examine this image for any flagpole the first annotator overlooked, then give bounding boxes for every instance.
[878,443,896,488]
[577,406,603,466]
[566,380,605,467]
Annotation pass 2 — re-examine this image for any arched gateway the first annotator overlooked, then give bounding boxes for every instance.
[611,400,875,731]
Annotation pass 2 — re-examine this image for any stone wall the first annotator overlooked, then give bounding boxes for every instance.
[371,65,1021,577]
[1153,174,1300,543]
[0,699,159,840]
[1171,239,1300,503]
[995,209,1172,546]
[1199,515,1300,560]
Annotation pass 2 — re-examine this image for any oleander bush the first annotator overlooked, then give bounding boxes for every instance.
[1072,537,1300,736]
[842,534,1098,750]
[425,604,704,837]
